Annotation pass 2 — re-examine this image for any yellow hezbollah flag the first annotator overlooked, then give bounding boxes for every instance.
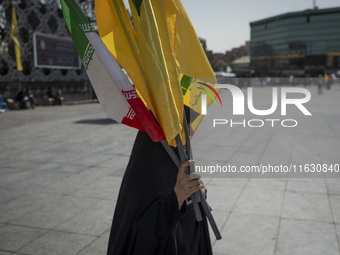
[10,5,23,71]
[150,0,218,134]
[128,0,183,145]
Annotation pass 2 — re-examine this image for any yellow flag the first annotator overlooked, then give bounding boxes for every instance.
[130,0,218,140]
[10,5,23,71]
[128,0,183,145]
[153,0,218,134]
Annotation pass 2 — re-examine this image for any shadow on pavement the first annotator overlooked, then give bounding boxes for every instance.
[74,118,118,125]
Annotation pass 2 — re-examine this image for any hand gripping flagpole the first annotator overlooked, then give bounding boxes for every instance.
[161,108,222,240]
[182,113,221,240]
[174,134,202,222]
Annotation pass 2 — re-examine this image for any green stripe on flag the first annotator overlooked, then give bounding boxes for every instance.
[60,0,95,66]
[181,75,191,96]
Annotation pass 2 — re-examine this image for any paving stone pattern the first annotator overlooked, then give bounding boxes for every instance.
[0,85,339,254]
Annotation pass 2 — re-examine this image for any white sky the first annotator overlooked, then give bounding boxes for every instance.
[123,0,340,53]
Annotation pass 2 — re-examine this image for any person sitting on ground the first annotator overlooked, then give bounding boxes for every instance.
[16,88,30,109]
[47,86,63,105]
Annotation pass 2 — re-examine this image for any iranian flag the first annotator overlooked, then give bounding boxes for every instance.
[60,0,165,142]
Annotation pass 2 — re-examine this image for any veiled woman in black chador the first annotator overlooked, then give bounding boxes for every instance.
[107,108,212,255]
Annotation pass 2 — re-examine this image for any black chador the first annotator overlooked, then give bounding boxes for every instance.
[107,130,212,255]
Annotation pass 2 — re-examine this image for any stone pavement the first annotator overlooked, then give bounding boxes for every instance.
[0,84,339,255]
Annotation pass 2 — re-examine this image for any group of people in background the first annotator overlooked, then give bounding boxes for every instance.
[308,73,336,95]
[14,86,63,110]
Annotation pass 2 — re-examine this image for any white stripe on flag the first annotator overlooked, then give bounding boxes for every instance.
[87,50,130,122]
[85,32,135,92]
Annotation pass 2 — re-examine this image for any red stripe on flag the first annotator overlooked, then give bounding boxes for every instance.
[122,89,165,142]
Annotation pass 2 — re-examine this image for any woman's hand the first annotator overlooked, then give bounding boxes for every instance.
[174,160,203,209]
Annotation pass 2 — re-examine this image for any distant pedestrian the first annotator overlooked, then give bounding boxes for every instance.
[289,75,295,86]
[317,74,323,95]
[324,73,330,90]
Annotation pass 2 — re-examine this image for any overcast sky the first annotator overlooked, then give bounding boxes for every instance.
[123,0,340,53]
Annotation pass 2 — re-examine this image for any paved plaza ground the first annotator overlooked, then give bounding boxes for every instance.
[0,84,339,255]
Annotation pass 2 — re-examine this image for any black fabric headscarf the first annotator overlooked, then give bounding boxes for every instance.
[107,129,212,255]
